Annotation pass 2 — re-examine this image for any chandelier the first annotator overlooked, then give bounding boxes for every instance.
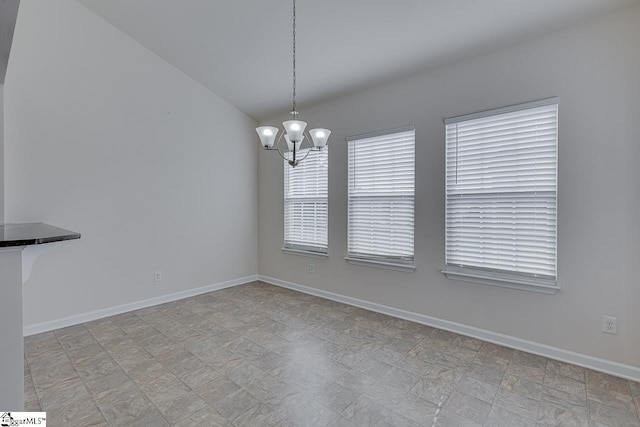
[255,0,331,167]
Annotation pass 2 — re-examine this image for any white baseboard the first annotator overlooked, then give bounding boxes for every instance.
[23,275,259,337]
[258,275,640,383]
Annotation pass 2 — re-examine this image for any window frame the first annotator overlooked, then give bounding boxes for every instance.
[282,147,329,258]
[345,125,416,272]
[441,98,559,294]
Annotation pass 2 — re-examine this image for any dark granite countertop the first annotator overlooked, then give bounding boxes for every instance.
[0,223,81,248]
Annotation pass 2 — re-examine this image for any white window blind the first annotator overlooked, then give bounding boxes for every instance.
[444,99,558,287]
[347,126,415,266]
[284,148,328,253]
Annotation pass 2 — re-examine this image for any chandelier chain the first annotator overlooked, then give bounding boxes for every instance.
[292,0,296,113]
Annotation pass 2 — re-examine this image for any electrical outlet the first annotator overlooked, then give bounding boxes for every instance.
[154,271,162,282]
[602,316,617,334]
[309,264,315,274]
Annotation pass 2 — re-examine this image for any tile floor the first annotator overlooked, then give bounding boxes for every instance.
[24,282,640,426]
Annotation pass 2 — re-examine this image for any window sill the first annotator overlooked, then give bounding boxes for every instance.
[281,247,328,259]
[442,268,558,294]
[345,257,415,272]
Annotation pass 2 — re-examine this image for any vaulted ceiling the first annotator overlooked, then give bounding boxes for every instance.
[0,0,20,84]
[77,0,639,120]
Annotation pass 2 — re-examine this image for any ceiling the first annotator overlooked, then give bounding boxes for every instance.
[77,0,638,120]
[0,0,20,84]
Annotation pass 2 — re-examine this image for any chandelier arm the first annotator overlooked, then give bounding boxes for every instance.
[296,149,314,163]
[273,131,290,162]
[269,145,289,163]
[302,130,321,151]
[274,128,286,150]
[295,139,321,163]
[263,130,288,160]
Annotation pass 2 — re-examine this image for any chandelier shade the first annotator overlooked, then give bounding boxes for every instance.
[310,128,331,148]
[283,120,307,143]
[285,134,304,152]
[255,0,330,167]
[256,126,279,148]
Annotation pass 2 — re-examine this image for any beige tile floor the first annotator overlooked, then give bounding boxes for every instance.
[24,281,640,426]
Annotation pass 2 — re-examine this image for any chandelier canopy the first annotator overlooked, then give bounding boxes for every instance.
[255,0,330,167]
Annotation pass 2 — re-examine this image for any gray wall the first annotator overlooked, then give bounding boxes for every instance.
[258,6,640,368]
[1,84,3,225]
[5,0,258,328]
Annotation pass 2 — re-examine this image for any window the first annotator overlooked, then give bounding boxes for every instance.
[346,126,415,271]
[283,147,328,256]
[443,98,558,293]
